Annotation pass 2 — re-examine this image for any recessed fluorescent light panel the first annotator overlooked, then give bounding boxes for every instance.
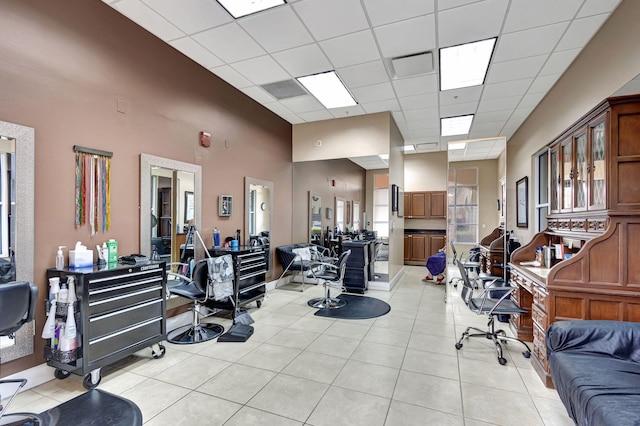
[440,38,497,91]
[216,0,286,19]
[379,154,389,160]
[296,71,357,109]
[402,145,416,152]
[448,141,467,150]
[441,115,474,137]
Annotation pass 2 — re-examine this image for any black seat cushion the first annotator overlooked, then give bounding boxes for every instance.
[469,297,526,315]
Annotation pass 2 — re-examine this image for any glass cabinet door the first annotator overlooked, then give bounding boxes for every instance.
[589,120,606,210]
[550,146,560,212]
[574,131,587,210]
[561,139,573,211]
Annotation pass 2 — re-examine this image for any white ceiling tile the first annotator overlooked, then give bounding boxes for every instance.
[273,44,332,77]
[351,82,395,103]
[114,0,184,41]
[475,110,513,122]
[361,98,401,114]
[439,86,483,105]
[338,61,390,89]
[293,0,369,41]
[320,30,380,68]
[374,14,436,58]
[528,74,560,93]
[437,0,507,48]
[404,107,440,122]
[577,0,621,18]
[193,23,265,63]
[238,6,313,53]
[555,14,609,51]
[398,93,439,110]
[482,79,533,99]
[439,101,477,117]
[391,111,407,125]
[511,106,535,120]
[231,55,290,85]
[141,0,232,34]
[477,95,522,113]
[330,105,367,118]
[169,37,223,68]
[486,55,548,83]
[520,92,545,109]
[298,110,334,121]
[263,102,293,116]
[210,65,253,88]
[407,118,439,130]
[283,114,306,124]
[411,128,440,138]
[363,0,434,27]
[392,74,438,97]
[240,86,277,104]
[280,95,325,113]
[539,49,581,75]
[502,0,583,33]
[471,120,506,132]
[437,0,480,11]
[493,22,568,62]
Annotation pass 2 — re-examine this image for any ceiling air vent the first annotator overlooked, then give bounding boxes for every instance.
[260,79,308,100]
[416,142,439,151]
[391,52,434,78]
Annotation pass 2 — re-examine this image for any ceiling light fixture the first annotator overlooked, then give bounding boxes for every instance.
[448,141,467,150]
[441,115,474,137]
[402,145,416,152]
[379,154,389,160]
[440,37,497,91]
[216,0,286,19]
[296,71,357,109]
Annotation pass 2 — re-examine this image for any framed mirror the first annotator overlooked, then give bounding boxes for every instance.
[0,120,35,364]
[244,177,274,276]
[335,197,345,233]
[309,192,322,243]
[140,154,202,261]
[352,201,360,231]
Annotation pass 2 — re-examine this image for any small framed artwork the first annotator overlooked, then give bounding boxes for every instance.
[219,195,232,217]
[516,177,528,228]
[184,191,194,222]
[326,207,333,219]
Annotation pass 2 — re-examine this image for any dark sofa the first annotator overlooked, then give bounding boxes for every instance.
[546,320,640,426]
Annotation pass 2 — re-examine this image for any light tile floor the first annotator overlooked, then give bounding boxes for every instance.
[5,265,574,425]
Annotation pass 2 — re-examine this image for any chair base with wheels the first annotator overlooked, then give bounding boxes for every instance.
[307,250,351,310]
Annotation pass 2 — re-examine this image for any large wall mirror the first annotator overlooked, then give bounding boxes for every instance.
[244,177,273,276]
[0,120,35,364]
[335,197,345,233]
[309,192,322,243]
[140,154,201,261]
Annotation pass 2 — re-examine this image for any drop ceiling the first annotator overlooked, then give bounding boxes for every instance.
[102,0,621,162]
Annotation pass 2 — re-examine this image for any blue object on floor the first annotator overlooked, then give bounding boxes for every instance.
[426,251,446,275]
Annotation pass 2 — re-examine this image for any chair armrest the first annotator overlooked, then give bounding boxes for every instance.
[546,320,640,362]
[26,282,38,323]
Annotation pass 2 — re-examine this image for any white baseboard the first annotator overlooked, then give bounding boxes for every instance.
[2,362,55,392]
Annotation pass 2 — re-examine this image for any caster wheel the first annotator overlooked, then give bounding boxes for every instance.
[455,343,463,350]
[54,369,70,380]
[152,344,166,359]
[498,357,507,365]
[523,350,531,358]
[256,300,262,308]
[83,373,101,390]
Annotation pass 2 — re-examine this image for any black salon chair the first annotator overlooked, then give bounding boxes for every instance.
[449,242,482,288]
[0,280,44,425]
[308,250,351,309]
[166,259,224,344]
[453,261,531,365]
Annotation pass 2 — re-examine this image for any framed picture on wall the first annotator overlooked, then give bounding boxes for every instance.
[516,177,528,228]
[184,191,194,222]
[219,195,232,217]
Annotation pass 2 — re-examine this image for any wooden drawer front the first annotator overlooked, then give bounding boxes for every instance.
[88,317,163,363]
[532,324,548,371]
[520,274,533,294]
[532,303,548,329]
[533,286,548,311]
[553,296,584,320]
[89,299,163,340]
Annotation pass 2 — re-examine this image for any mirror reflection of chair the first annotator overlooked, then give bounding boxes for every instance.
[453,261,531,365]
[0,281,44,425]
[307,250,351,309]
[166,259,224,344]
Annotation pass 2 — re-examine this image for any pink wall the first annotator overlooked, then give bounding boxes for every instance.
[0,0,292,374]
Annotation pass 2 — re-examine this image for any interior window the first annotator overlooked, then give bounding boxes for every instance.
[448,167,478,243]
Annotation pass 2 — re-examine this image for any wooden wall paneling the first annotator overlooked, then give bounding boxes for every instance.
[628,223,640,287]
[589,299,623,320]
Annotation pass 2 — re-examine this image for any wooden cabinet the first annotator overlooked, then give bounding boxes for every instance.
[404,233,446,265]
[510,94,640,388]
[404,191,446,219]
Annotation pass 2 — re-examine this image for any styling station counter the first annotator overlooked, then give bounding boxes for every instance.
[45,261,167,389]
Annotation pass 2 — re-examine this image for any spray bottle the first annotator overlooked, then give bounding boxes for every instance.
[213,227,221,248]
[56,246,66,270]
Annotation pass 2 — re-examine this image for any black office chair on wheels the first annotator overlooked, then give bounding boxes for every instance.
[166,259,225,344]
[307,250,351,309]
[0,281,44,425]
[453,261,531,365]
[449,242,484,288]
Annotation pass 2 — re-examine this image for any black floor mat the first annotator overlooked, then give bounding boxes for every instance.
[314,294,391,319]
